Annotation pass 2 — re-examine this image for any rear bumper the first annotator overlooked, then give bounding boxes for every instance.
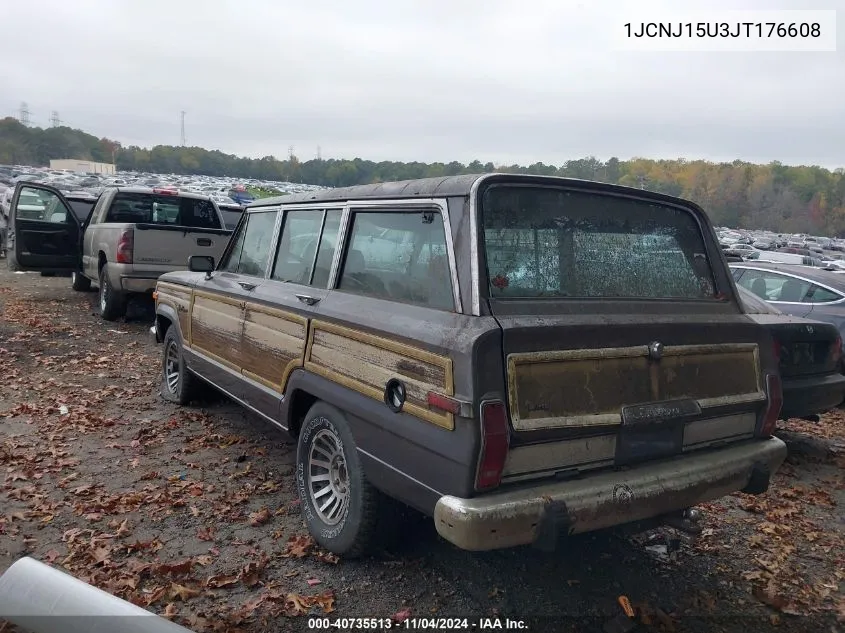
[119,275,159,293]
[433,437,787,551]
[781,372,845,419]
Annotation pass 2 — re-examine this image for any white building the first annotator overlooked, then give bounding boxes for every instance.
[49,159,115,175]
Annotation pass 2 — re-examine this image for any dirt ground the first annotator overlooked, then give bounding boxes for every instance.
[0,267,843,633]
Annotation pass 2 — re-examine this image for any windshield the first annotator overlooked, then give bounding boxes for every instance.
[480,186,718,300]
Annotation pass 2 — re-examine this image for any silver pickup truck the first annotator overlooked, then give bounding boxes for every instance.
[6,183,233,320]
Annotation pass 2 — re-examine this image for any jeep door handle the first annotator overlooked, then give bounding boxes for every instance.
[197,238,212,247]
[238,281,257,291]
[296,294,320,306]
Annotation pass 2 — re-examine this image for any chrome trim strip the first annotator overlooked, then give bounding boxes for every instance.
[468,176,486,316]
[183,351,287,432]
[437,198,463,313]
[264,207,285,280]
[356,447,445,498]
[328,204,351,289]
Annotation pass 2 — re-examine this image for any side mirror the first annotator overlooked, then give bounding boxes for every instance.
[188,255,215,276]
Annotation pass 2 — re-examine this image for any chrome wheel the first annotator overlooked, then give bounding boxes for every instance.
[164,340,180,395]
[308,428,349,525]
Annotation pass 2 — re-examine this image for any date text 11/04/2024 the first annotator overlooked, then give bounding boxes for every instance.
[308,618,528,630]
[624,22,821,38]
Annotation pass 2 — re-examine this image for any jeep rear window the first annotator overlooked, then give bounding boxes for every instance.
[481,186,717,300]
[105,193,221,229]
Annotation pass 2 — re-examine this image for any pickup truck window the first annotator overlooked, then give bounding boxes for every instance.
[105,193,222,230]
[481,186,717,300]
[337,211,454,311]
[221,210,278,277]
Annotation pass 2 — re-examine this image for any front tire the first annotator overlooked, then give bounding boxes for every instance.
[98,264,126,321]
[71,271,91,292]
[160,326,198,405]
[296,402,393,558]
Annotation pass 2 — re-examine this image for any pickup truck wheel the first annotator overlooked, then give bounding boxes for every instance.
[98,265,126,321]
[296,402,393,558]
[160,326,198,405]
[71,271,91,292]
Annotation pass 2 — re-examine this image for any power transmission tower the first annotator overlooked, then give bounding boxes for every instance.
[288,145,295,161]
[180,111,187,146]
[316,145,321,160]
[19,102,31,126]
[50,111,61,127]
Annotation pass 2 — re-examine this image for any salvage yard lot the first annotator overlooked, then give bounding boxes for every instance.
[0,267,843,633]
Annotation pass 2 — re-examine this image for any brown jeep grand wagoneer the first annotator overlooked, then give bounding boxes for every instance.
[152,174,787,556]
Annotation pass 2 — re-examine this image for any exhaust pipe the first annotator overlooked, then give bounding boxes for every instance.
[0,557,194,633]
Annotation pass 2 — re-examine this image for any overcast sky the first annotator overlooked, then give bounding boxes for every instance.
[1,0,843,169]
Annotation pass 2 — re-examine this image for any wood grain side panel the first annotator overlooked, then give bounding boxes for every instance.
[190,294,244,367]
[241,303,308,391]
[156,285,193,338]
[304,320,455,430]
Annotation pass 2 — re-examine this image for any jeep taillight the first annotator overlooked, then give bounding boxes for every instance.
[759,374,783,437]
[116,229,134,264]
[475,401,510,491]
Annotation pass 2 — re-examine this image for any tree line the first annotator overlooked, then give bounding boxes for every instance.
[2,116,844,236]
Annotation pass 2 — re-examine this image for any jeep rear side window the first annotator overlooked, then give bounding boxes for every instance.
[481,186,717,300]
[338,211,454,311]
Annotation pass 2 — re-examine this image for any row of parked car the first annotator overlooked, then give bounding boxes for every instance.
[5,174,844,556]
[718,228,845,253]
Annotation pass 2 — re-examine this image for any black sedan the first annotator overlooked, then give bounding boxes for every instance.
[737,285,845,419]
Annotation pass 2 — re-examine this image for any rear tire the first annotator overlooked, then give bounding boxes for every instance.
[71,271,91,292]
[98,264,126,321]
[296,402,395,558]
[160,326,199,405]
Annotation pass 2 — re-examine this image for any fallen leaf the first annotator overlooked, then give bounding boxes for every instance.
[154,560,193,577]
[168,583,201,602]
[393,608,412,623]
[249,507,271,527]
[281,534,314,558]
[206,574,239,589]
[313,550,340,565]
[197,527,215,541]
[43,550,61,564]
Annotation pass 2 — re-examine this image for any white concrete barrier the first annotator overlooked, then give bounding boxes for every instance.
[0,557,194,633]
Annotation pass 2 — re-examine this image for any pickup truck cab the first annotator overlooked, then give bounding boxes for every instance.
[151,173,787,556]
[6,182,232,321]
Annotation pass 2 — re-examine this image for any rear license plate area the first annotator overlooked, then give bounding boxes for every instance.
[616,399,701,465]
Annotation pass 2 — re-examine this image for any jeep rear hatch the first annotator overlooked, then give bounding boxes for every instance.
[477,182,776,485]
